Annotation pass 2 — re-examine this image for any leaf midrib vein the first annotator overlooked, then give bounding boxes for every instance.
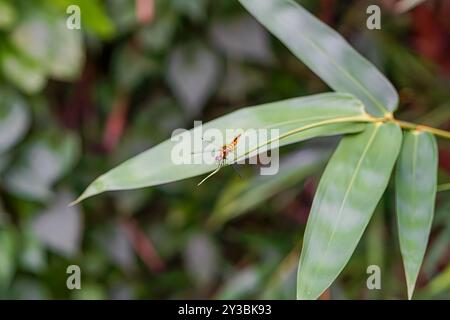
[262,114,350,129]
[404,134,418,291]
[265,0,389,115]
[309,124,380,292]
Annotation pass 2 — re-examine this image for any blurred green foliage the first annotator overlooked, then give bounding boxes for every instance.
[0,0,449,299]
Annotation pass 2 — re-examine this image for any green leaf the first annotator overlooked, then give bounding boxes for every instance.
[47,19,84,80]
[4,130,80,201]
[70,0,116,39]
[437,183,450,192]
[0,227,17,291]
[215,266,265,299]
[208,148,330,228]
[262,245,300,299]
[1,48,47,94]
[171,0,207,21]
[19,228,47,273]
[297,122,402,299]
[365,202,386,299]
[10,14,53,67]
[423,189,450,277]
[31,191,83,257]
[239,0,398,117]
[72,93,369,204]
[0,0,17,29]
[423,224,450,277]
[167,43,220,116]
[396,131,438,300]
[10,14,84,81]
[46,0,116,39]
[0,89,30,154]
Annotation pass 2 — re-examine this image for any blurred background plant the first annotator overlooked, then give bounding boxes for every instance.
[0,0,449,299]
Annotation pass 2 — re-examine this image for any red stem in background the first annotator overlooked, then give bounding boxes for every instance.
[122,218,165,273]
[102,92,129,152]
[62,62,96,129]
[136,0,155,25]
[412,3,450,74]
[319,0,337,24]
[439,149,450,174]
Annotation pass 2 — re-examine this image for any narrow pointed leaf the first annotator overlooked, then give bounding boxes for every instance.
[396,131,438,300]
[239,0,398,117]
[297,123,402,299]
[73,93,368,204]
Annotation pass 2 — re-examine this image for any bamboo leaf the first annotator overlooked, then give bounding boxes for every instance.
[297,122,402,299]
[239,0,398,117]
[72,93,368,204]
[396,131,438,300]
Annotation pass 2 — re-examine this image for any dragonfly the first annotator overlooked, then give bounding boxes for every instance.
[193,134,242,186]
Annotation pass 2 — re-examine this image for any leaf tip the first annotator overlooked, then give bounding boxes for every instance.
[68,178,106,206]
[67,199,79,207]
[407,288,414,300]
[67,191,91,207]
[296,280,320,300]
[406,280,416,300]
[296,290,315,300]
[405,273,418,300]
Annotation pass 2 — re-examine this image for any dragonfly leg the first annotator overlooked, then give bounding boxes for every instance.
[197,160,224,186]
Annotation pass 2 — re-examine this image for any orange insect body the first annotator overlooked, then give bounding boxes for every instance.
[215,134,241,162]
[198,134,242,186]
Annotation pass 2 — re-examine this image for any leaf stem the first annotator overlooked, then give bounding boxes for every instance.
[234,114,375,162]
[394,120,450,139]
[437,183,450,192]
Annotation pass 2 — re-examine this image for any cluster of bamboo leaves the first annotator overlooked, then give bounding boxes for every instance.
[74,0,447,299]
